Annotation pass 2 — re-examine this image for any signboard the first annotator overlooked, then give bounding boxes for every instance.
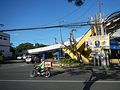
[45,61,52,67]
[85,35,110,49]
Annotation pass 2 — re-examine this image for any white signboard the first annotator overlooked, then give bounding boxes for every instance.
[85,35,110,49]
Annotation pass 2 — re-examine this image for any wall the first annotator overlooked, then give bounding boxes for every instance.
[0,32,12,57]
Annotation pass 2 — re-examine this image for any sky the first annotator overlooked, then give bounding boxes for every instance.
[0,0,120,47]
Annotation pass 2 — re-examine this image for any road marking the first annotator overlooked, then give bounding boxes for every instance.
[0,80,120,83]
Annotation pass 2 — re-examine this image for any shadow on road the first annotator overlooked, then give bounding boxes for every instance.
[51,71,65,77]
[51,67,89,77]
[67,69,88,76]
[83,70,120,90]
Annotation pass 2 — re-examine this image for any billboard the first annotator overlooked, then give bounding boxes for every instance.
[85,35,110,49]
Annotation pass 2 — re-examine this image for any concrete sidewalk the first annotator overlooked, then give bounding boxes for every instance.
[51,64,82,71]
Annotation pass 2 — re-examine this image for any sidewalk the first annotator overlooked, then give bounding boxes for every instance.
[51,62,81,71]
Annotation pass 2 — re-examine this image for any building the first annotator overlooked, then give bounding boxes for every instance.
[27,37,81,60]
[0,32,12,57]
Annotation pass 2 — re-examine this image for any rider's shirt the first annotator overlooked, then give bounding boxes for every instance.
[37,61,45,69]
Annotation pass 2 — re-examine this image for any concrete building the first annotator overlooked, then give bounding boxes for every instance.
[0,32,12,57]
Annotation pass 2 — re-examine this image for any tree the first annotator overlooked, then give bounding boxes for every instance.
[16,42,34,52]
[68,0,84,6]
[10,43,16,57]
[34,43,47,48]
[15,42,47,53]
[0,24,4,27]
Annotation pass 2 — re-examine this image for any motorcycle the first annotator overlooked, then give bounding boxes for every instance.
[30,65,51,78]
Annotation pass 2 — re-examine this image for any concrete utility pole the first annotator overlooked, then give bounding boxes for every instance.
[97,0,104,35]
[100,13,104,35]
[54,37,58,44]
[59,21,64,58]
[98,0,102,14]
[59,21,64,43]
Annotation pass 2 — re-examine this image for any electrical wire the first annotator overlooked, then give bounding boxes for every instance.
[72,0,95,22]
[0,21,91,32]
[41,7,81,26]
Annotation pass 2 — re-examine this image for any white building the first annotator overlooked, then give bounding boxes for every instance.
[0,32,12,57]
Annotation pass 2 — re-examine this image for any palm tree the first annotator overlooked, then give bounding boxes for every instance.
[68,0,84,6]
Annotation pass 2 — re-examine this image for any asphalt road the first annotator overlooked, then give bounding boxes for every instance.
[0,61,120,90]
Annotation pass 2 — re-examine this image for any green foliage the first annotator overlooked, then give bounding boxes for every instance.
[15,42,47,53]
[34,43,47,48]
[16,42,34,52]
[60,58,79,65]
[0,24,4,27]
[68,0,84,6]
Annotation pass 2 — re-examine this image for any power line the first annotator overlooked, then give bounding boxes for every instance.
[0,21,91,32]
[5,8,81,27]
[41,8,81,26]
[73,0,96,22]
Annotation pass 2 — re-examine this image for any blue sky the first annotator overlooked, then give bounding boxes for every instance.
[0,0,120,47]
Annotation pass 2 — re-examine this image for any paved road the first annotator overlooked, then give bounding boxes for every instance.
[0,62,120,90]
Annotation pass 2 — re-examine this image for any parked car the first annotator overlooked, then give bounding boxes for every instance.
[17,56,22,60]
[22,54,27,60]
[25,55,32,63]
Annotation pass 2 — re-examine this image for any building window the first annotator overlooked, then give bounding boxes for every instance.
[4,38,7,40]
[0,50,4,52]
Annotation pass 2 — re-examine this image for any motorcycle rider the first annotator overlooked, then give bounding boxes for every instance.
[37,58,45,73]
[30,57,51,78]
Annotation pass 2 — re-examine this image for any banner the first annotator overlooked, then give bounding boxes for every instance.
[85,35,110,49]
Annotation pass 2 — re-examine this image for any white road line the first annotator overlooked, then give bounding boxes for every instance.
[0,80,120,83]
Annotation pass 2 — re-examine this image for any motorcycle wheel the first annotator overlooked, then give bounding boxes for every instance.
[30,69,37,77]
[44,71,50,78]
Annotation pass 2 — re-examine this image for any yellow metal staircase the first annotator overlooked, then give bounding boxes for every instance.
[63,28,96,64]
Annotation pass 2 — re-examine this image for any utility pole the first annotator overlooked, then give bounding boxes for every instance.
[54,37,58,44]
[59,21,64,43]
[59,21,64,59]
[97,0,104,35]
[98,0,102,14]
[100,12,104,35]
